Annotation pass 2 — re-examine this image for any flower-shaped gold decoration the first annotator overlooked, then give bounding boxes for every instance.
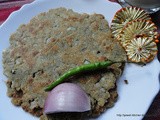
[125,37,157,63]
[111,7,151,39]
[119,19,158,47]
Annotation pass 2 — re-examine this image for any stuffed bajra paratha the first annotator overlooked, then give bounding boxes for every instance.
[3,8,126,119]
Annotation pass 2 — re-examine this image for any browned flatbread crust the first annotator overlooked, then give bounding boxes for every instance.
[3,8,126,119]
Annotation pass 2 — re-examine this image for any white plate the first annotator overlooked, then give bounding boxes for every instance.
[0,0,159,120]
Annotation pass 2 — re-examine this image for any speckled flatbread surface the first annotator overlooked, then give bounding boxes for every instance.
[3,8,126,119]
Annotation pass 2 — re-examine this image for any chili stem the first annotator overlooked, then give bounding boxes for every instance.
[44,60,116,91]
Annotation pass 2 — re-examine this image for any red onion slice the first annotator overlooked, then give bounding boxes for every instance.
[44,83,91,114]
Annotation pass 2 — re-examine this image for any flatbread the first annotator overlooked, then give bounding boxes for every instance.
[3,8,127,119]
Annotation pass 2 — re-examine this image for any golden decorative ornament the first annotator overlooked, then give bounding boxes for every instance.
[119,19,158,47]
[111,7,151,39]
[125,37,157,63]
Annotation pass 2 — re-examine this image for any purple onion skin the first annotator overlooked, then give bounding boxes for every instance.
[44,83,91,114]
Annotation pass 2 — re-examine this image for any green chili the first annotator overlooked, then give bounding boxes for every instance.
[44,60,116,91]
